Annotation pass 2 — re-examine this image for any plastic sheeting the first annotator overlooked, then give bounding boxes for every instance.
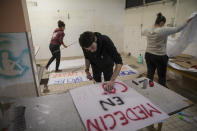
[167,12,197,57]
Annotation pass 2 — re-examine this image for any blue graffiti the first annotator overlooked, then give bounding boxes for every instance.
[0,49,29,79]
[0,40,10,45]
[54,78,65,85]
[118,70,136,77]
[53,77,84,85]
[0,35,13,45]
[54,76,84,85]
[67,77,83,83]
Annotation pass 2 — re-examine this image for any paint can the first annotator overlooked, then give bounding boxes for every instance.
[142,79,148,89]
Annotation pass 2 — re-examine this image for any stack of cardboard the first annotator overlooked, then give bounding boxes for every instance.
[170,54,197,69]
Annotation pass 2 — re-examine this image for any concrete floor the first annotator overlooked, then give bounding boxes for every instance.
[163,71,197,131]
[37,55,197,131]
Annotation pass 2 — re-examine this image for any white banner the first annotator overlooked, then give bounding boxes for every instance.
[167,12,197,57]
[70,81,169,131]
[48,65,138,85]
[48,58,85,72]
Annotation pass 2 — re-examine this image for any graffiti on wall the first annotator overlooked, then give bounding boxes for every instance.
[0,49,29,79]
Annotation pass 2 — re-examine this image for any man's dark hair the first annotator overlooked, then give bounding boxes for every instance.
[58,20,65,28]
[155,13,166,25]
[79,31,95,48]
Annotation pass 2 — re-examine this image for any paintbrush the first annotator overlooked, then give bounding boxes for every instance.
[53,41,78,53]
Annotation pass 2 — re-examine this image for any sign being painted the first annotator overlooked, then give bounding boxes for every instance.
[48,65,138,85]
[70,81,169,131]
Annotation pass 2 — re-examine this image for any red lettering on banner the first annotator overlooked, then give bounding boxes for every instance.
[52,73,67,78]
[66,72,76,77]
[73,72,78,76]
[104,114,116,130]
[102,82,128,95]
[52,74,57,78]
[133,106,148,120]
[62,74,67,77]
[114,111,129,126]
[85,103,163,130]
[99,116,108,130]
[81,71,86,75]
[87,119,103,131]
[141,103,162,117]
[126,108,142,121]
[53,74,57,78]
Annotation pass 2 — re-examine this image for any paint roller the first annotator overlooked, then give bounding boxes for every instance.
[53,41,78,53]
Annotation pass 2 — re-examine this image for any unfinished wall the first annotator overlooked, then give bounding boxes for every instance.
[0,0,39,97]
[124,0,197,58]
[27,0,125,60]
[0,0,31,32]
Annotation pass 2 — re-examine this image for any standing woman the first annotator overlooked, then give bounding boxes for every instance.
[142,13,192,87]
[46,20,67,72]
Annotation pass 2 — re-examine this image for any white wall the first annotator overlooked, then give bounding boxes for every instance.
[124,0,197,58]
[27,0,125,60]
[28,0,197,60]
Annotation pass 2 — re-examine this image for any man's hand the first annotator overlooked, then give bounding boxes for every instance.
[104,80,114,92]
[103,64,122,92]
[86,71,93,80]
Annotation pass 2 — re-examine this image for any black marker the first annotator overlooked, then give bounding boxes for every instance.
[132,80,139,85]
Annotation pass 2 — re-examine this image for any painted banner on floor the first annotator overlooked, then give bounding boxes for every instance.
[47,58,85,72]
[48,65,138,85]
[70,81,169,131]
